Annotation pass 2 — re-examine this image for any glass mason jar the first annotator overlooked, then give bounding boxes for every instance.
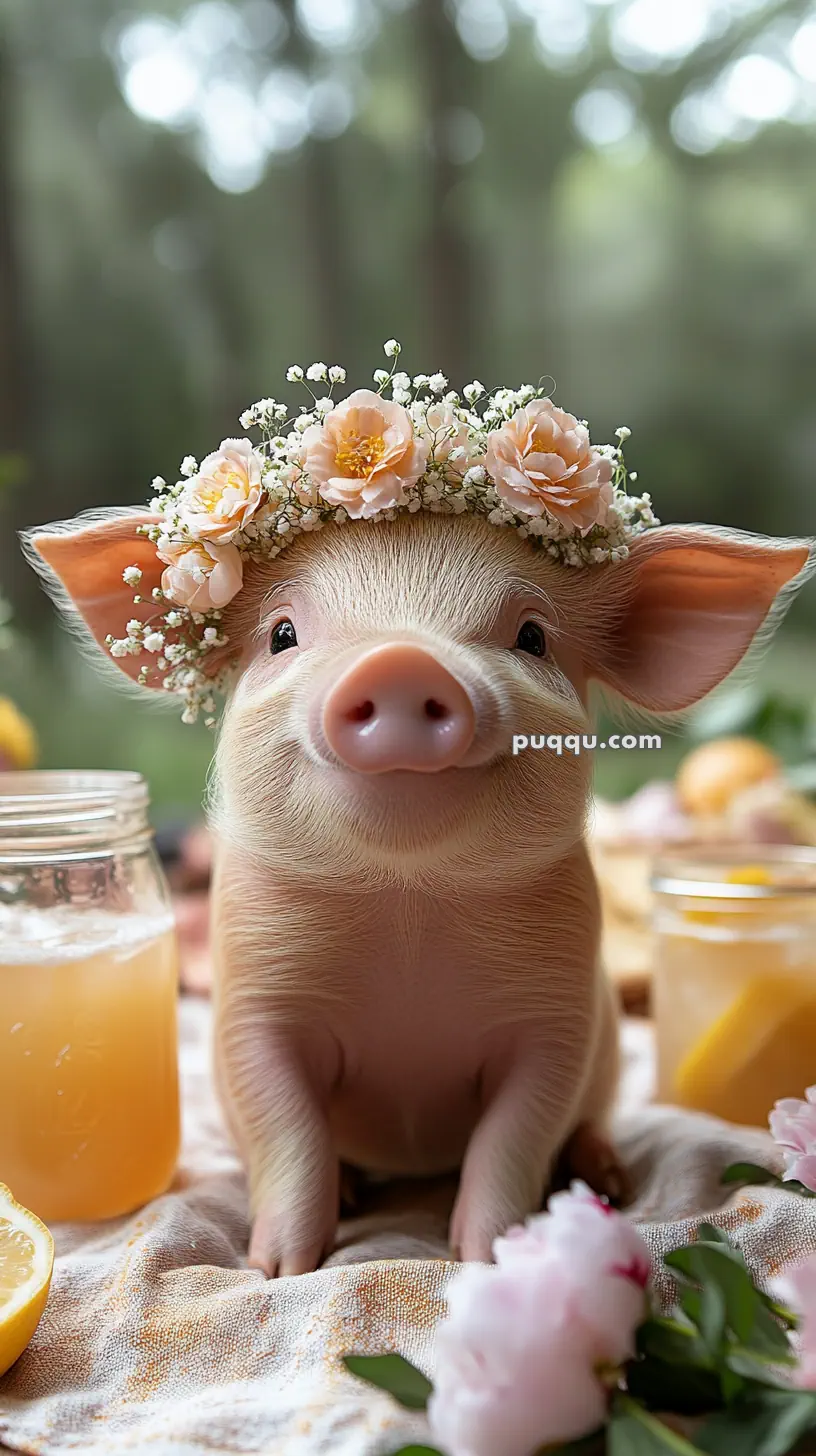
[652,846,816,1128]
[0,771,180,1221]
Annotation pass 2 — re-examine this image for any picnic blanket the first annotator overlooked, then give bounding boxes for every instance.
[2,1001,816,1456]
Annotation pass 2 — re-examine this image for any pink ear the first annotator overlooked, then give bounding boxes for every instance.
[589,525,813,712]
[25,511,167,685]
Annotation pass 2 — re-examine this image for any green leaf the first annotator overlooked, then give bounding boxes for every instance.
[698,1223,732,1245]
[609,1396,705,1453]
[725,1348,796,1385]
[342,1354,433,1410]
[698,1281,727,1356]
[665,1243,792,1360]
[721,1163,784,1189]
[390,1448,444,1456]
[695,1389,816,1456]
[627,1353,724,1416]
[637,1316,715,1369]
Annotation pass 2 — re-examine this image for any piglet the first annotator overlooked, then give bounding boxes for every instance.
[26,509,812,1274]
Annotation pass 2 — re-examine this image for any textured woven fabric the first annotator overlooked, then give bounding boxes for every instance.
[2,1001,816,1455]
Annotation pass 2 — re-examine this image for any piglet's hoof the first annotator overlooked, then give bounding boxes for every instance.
[248,1201,337,1278]
[561,1123,632,1207]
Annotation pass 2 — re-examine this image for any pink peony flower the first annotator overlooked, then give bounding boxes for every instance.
[178,438,266,543]
[485,399,614,533]
[158,539,243,612]
[300,389,429,519]
[771,1255,816,1387]
[427,1183,651,1456]
[769,1089,816,1192]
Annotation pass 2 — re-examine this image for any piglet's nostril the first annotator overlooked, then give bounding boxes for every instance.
[345,700,375,724]
[424,698,448,722]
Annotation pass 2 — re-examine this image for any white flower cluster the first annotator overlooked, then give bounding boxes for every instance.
[116,341,657,722]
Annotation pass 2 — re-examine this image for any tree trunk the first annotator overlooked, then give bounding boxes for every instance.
[416,0,475,383]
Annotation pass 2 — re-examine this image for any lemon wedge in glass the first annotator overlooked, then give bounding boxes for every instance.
[0,1183,54,1377]
[675,973,816,1127]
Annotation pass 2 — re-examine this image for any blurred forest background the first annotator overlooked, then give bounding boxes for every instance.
[1,0,816,814]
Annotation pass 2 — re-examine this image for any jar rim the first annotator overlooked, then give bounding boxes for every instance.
[652,843,816,899]
[0,770,151,856]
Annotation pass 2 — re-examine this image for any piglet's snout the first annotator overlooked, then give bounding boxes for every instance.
[321,643,476,773]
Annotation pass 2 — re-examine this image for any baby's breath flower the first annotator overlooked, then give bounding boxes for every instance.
[203,627,219,643]
[429,373,447,394]
[306,362,327,382]
[334,506,348,523]
[328,365,346,384]
[373,368,389,386]
[276,517,291,534]
[164,610,183,628]
[122,566,142,587]
[164,643,186,664]
[286,365,304,382]
[463,380,484,404]
[413,374,430,389]
[294,413,315,432]
[151,476,166,490]
[383,339,400,357]
[391,372,410,391]
[239,409,255,429]
[180,455,198,477]
[126,619,143,635]
[109,640,129,658]
[314,397,334,415]
[143,631,165,653]
[615,426,632,440]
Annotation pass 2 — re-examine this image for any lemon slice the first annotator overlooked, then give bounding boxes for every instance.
[0,1184,54,1377]
[675,974,816,1128]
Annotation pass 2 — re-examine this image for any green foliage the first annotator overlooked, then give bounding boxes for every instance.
[722,1163,816,1201]
[342,1353,433,1411]
[344,1224,816,1455]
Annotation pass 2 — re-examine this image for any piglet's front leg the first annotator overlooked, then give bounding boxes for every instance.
[449,1043,586,1263]
[215,1006,341,1278]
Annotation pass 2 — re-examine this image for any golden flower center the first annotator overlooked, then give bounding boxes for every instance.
[334,432,386,478]
[198,470,246,507]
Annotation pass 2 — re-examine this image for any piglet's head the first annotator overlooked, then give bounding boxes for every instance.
[25,509,812,890]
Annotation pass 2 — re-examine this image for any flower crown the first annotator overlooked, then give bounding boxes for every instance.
[112,341,658,723]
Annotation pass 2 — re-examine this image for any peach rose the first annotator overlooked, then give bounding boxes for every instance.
[178,438,265,543]
[300,389,429,519]
[158,540,243,612]
[485,399,614,533]
[422,401,475,476]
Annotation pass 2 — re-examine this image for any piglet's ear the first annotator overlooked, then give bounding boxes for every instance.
[22,509,166,686]
[589,525,814,713]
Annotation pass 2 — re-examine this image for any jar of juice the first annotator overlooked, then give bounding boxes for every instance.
[0,770,180,1220]
[653,846,816,1128]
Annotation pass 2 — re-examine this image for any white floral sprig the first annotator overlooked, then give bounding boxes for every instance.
[115,341,657,722]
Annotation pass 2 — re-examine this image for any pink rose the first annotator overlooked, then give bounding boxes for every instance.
[158,539,243,612]
[427,1183,651,1456]
[771,1256,816,1387]
[769,1089,816,1192]
[301,389,429,518]
[485,398,614,533]
[178,438,266,543]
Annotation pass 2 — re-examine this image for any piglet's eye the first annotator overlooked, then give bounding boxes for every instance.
[515,621,547,658]
[270,620,297,654]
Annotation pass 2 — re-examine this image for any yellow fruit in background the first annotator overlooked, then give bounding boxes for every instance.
[675,737,782,818]
[0,1184,54,1377]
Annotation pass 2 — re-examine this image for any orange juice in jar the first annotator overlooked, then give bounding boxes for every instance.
[0,772,180,1221]
[653,847,816,1128]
